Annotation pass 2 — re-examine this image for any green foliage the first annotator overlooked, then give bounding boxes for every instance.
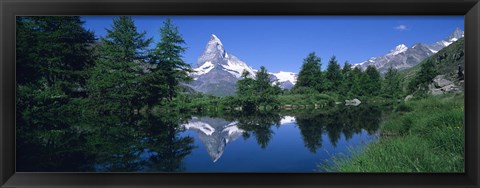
[407,59,438,94]
[363,65,382,96]
[235,67,280,112]
[87,16,152,112]
[330,95,464,172]
[401,38,464,95]
[340,62,353,96]
[276,93,334,106]
[382,66,403,99]
[349,67,364,97]
[16,17,99,171]
[16,16,95,96]
[295,52,324,93]
[324,56,343,93]
[152,18,193,101]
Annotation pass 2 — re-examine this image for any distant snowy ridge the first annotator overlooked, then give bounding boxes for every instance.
[353,28,464,73]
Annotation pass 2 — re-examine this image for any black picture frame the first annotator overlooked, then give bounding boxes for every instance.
[1,0,479,187]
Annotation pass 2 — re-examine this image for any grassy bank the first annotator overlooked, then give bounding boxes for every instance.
[329,94,464,172]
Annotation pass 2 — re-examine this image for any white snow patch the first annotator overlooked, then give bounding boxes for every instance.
[210,34,223,46]
[280,116,296,124]
[193,61,214,76]
[387,44,408,56]
[272,71,297,84]
[223,125,244,137]
[441,40,453,46]
[183,122,216,136]
[429,49,438,53]
[222,59,255,78]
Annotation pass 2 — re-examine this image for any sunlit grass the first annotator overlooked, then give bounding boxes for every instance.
[327,94,464,172]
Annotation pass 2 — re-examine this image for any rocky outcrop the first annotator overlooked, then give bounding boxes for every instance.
[428,75,463,95]
[404,95,414,101]
[345,99,361,106]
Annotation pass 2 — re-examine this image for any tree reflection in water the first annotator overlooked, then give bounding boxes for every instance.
[17,106,195,172]
[17,104,382,172]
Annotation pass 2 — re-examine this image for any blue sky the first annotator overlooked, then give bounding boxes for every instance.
[82,16,463,73]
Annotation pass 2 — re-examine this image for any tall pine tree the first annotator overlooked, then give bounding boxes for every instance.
[295,52,323,93]
[408,59,438,94]
[350,67,364,97]
[325,56,343,93]
[382,66,402,99]
[87,16,152,112]
[152,18,193,101]
[363,66,382,96]
[340,62,353,97]
[16,16,95,96]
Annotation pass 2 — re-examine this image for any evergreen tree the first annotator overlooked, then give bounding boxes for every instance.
[325,56,343,93]
[363,66,382,96]
[87,16,152,112]
[255,66,277,105]
[382,66,402,99]
[152,18,193,101]
[350,67,364,97]
[255,66,271,93]
[16,16,95,95]
[295,52,323,93]
[236,70,257,112]
[340,62,353,97]
[408,59,437,94]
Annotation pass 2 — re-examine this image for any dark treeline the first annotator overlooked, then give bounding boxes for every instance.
[16,16,195,172]
[17,16,192,117]
[292,52,402,99]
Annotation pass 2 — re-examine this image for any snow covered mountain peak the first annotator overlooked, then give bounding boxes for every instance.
[209,34,223,46]
[448,27,464,42]
[353,27,463,74]
[271,71,297,84]
[188,35,298,96]
[387,44,408,56]
[197,34,227,66]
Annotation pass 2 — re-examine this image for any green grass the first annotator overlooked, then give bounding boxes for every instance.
[328,94,464,172]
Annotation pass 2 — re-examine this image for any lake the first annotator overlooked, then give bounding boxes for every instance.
[16,105,383,172]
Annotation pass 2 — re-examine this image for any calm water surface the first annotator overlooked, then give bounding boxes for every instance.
[180,116,377,172]
[17,105,383,172]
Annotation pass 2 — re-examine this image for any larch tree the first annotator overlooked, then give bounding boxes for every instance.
[295,52,323,93]
[87,16,152,112]
[151,18,193,102]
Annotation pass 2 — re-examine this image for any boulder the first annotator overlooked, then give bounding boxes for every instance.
[404,95,414,101]
[428,75,462,95]
[345,98,361,106]
[433,75,453,88]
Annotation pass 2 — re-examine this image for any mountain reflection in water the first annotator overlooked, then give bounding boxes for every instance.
[17,105,383,172]
[182,117,245,162]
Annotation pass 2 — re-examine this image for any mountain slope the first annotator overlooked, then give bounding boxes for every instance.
[188,34,297,96]
[354,28,464,74]
[400,37,464,94]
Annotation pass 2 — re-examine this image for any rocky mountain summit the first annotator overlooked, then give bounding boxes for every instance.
[188,34,297,96]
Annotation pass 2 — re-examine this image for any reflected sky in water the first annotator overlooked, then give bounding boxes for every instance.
[179,116,377,172]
